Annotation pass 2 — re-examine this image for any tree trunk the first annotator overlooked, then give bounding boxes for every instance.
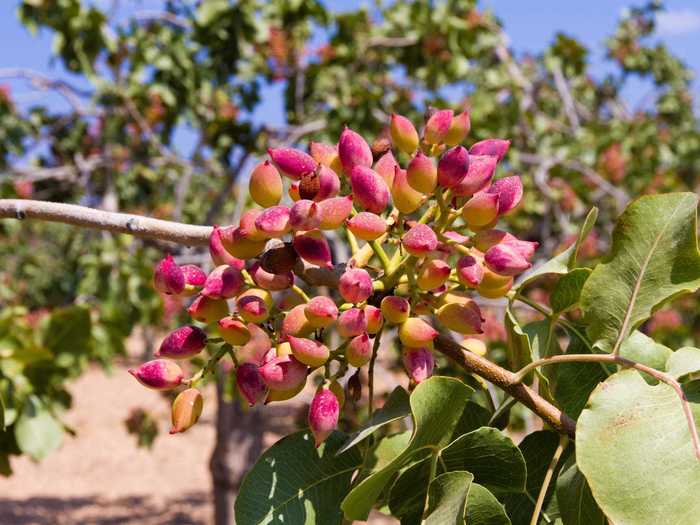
[209,374,266,525]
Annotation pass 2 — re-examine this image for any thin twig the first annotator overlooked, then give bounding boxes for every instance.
[367,327,384,418]
[529,434,568,525]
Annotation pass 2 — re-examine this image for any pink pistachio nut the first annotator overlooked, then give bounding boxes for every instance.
[236,363,268,407]
[338,127,373,173]
[401,224,438,257]
[424,109,454,145]
[350,165,390,214]
[268,147,317,180]
[202,265,244,299]
[292,229,333,268]
[403,347,434,384]
[337,307,368,338]
[469,139,511,162]
[129,359,183,391]
[338,268,373,304]
[308,387,340,447]
[437,146,470,188]
[153,255,185,295]
[156,325,208,359]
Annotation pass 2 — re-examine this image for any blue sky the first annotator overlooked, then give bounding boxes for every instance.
[0,0,698,154]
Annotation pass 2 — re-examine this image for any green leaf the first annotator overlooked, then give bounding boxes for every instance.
[517,207,597,289]
[369,431,411,471]
[618,330,672,381]
[466,483,512,525]
[555,460,605,525]
[578,370,700,525]
[581,193,700,353]
[235,431,362,525]
[666,346,700,380]
[341,376,474,521]
[43,305,92,357]
[505,307,533,378]
[554,335,607,419]
[425,471,473,525]
[14,396,63,461]
[506,311,557,397]
[0,393,4,431]
[337,386,409,455]
[550,269,591,314]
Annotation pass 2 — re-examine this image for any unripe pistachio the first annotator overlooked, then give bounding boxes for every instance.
[424,109,453,145]
[318,195,354,230]
[436,301,484,335]
[469,139,511,162]
[249,262,293,291]
[282,304,315,338]
[238,323,272,364]
[310,141,342,174]
[374,151,398,188]
[398,318,438,347]
[392,166,425,214]
[170,388,203,434]
[289,181,301,201]
[236,363,268,406]
[414,299,435,315]
[402,224,438,257]
[288,336,330,367]
[259,354,308,391]
[462,192,500,227]
[480,266,513,290]
[289,199,321,231]
[486,176,523,215]
[338,127,373,173]
[363,305,383,334]
[471,229,511,252]
[129,359,183,390]
[390,114,419,154]
[416,259,451,290]
[309,387,340,447]
[463,337,487,356]
[505,238,539,259]
[202,265,244,299]
[249,160,283,207]
[337,307,367,338]
[344,332,370,367]
[457,255,484,287]
[477,277,513,299]
[350,165,390,214]
[338,268,373,303]
[484,243,532,276]
[276,341,292,357]
[188,295,229,324]
[236,289,273,323]
[444,110,471,146]
[442,230,470,245]
[452,155,497,197]
[219,226,266,259]
[260,242,299,274]
[218,316,252,346]
[265,379,306,404]
[304,296,338,328]
[180,265,207,296]
[402,347,434,384]
[239,208,269,241]
[255,205,292,238]
[153,255,185,295]
[293,229,333,268]
[268,147,316,179]
[438,290,472,307]
[156,325,207,359]
[209,225,245,269]
[381,295,410,324]
[406,151,437,193]
[329,379,345,408]
[437,146,469,188]
[346,212,387,241]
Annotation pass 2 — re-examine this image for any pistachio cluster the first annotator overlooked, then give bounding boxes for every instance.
[129,109,536,445]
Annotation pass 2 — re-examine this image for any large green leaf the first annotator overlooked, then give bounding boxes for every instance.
[549,268,591,314]
[425,471,473,525]
[666,346,700,380]
[505,311,556,397]
[580,193,700,353]
[618,330,672,382]
[0,393,4,432]
[14,396,63,461]
[577,370,700,525]
[42,305,92,362]
[337,386,409,455]
[466,483,512,525]
[505,308,532,378]
[235,431,362,525]
[555,459,605,525]
[341,376,474,521]
[554,335,607,419]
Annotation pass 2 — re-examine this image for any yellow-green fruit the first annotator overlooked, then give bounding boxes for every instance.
[236,288,273,323]
[480,267,512,290]
[249,160,283,207]
[276,341,292,357]
[462,193,499,227]
[390,114,419,155]
[282,304,315,338]
[170,388,203,434]
[218,317,251,346]
[265,378,306,403]
[381,295,410,324]
[477,278,513,298]
[436,302,482,335]
[416,259,451,290]
[463,337,487,356]
[398,317,438,347]
[392,167,425,214]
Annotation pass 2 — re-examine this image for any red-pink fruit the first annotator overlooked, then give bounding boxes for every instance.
[437,300,484,335]
[452,155,497,197]
[313,165,341,201]
[289,199,321,231]
[484,243,532,276]
[337,307,367,338]
[374,150,398,188]
[156,325,207,359]
[350,166,390,214]
[437,146,469,188]
[469,139,511,161]
[457,255,484,287]
[308,387,340,447]
[318,195,354,230]
[407,151,437,193]
[249,160,283,207]
[416,259,451,290]
[129,359,183,390]
[255,205,292,238]
[346,333,372,367]
[282,304,314,338]
[170,388,203,434]
[398,318,438,347]
[181,264,207,289]
[288,336,330,367]
[188,295,229,324]
[504,238,539,259]
[236,363,268,406]
[304,296,338,328]
[268,147,316,179]
[310,141,342,173]
[472,229,514,252]
[153,255,185,295]
[381,295,410,324]
[424,109,453,145]
[236,289,273,323]
[462,192,500,227]
[218,316,252,346]
[402,224,438,257]
[238,208,268,241]
[338,127,373,173]
[486,176,523,215]
[202,265,244,299]
[402,348,434,384]
[442,230,470,245]
[209,226,245,269]
[259,354,308,391]
[444,110,471,146]
[346,212,387,241]
[249,262,293,291]
[390,114,419,154]
[238,323,272,365]
[338,268,373,304]
[364,305,383,334]
[293,229,333,268]
[219,226,267,259]
[392,166,425,214]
